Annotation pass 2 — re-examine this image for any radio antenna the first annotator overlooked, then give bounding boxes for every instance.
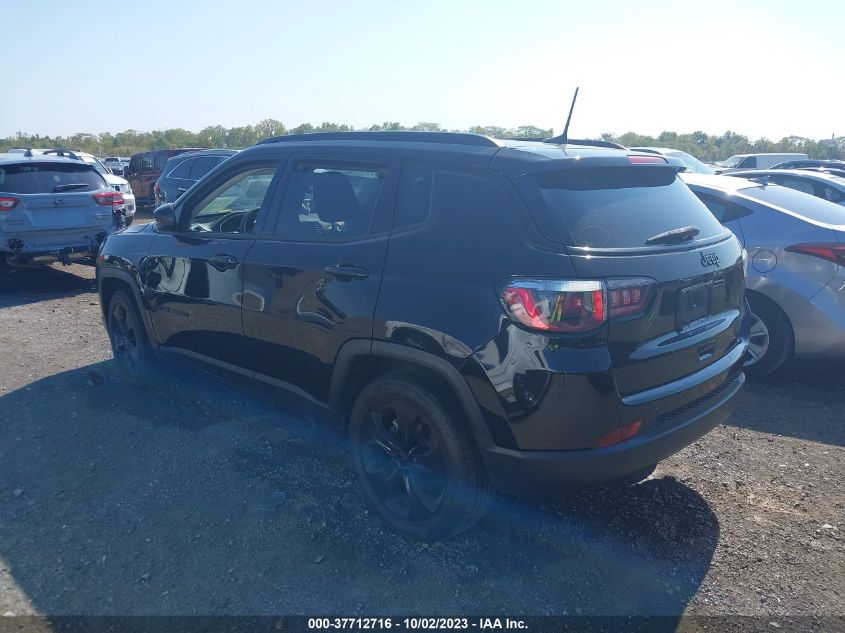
[561,86,579,144]
[543,87,580,145]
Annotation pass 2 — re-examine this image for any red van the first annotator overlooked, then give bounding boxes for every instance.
[125,148,204,207]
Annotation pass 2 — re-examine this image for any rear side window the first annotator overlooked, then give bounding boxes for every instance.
[168,158,194,179]
[0,162,106,194]
[743,185,845,225]
[532,168,727,249]
[141,154,154,170]
[395,165,433,228]
[775,176,815,195]
[154,153,168,169]
[189,156,220,180]
[820,184,845,203]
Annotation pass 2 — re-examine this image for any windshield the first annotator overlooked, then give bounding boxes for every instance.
[667,151,714,174]
[721,156,744,168]
[743,185,845,226]
[533,167,727,249]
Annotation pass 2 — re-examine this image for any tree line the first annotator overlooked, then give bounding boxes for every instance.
[2,119,842,161]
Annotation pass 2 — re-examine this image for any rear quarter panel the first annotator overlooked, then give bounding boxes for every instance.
[735,199,839,315]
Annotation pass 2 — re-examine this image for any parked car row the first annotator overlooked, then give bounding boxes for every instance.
[5,132,843,540]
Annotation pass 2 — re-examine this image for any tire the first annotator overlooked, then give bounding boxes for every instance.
[106,289,155,382]
[349,372,492,541]
[744,292,793,378]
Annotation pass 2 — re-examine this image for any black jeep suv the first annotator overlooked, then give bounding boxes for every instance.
[97,132,749,540]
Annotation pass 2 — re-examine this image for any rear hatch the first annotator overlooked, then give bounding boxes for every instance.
[521,162,745,398]
[0,161,114,235]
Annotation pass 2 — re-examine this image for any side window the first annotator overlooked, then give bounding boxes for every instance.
[141,154,154,171]
[395,165,433,228]
[169,158,194,179]
[187,165,278,234]
[695,193,737,224]
[738,157,757,168]
[778,176,815,195]
[154,153,168,170]
[189,156,219,181]
[819,184,845,203]
[274,161,387,241]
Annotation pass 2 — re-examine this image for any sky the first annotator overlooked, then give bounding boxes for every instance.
[2,0,844,140]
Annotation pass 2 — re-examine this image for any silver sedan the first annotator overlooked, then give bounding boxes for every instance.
[727,169,845,207]
[683,173,845,377]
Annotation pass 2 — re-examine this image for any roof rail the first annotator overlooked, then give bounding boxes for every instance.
[257,131,499,147]
[543,137,627,150]
[43,148,82,160]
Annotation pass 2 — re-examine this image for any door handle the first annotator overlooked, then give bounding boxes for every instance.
[324,264,369,280]
[177,187,187,194]
[209,254,239,270]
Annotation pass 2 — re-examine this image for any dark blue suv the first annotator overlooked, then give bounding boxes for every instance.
[153,149,237,208]
[97,132,749,540]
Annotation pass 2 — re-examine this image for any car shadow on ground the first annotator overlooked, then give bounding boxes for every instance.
[728,359,845,446]
[0,360,718,623]
[0,265,96,309]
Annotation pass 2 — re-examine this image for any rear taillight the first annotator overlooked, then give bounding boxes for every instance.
[500,279,606,333]
[0,197,20,211]
[500,278,656,333]
[607,278,655,317]
[93,191,125,208]
[785,243,845,266]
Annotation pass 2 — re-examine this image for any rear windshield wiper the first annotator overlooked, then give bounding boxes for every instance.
[644,225,700,245]
[52,183,91,192]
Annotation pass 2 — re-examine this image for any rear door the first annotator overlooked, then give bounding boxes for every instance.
[0,162,113,235]
[241,154,398,409]
[525,166,745,398]
[142,156,286,374]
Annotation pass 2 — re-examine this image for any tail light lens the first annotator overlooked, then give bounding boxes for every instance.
[500,279,606,332]
[0,197,20,211]
[785,243,845,265]
[500,277,656,333]
[607,278,656,317]
[93,191,125,209]
[594,420,642,448]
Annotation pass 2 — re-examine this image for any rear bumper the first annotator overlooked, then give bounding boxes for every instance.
[2,236,107,265]
[480,369,744,497]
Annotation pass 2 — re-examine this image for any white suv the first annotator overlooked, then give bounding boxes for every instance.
[42,150,136,224]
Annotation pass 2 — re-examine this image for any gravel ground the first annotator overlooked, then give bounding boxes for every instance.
[0,263,842,627]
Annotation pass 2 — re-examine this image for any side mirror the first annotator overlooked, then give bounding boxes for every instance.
[153,203,178,232]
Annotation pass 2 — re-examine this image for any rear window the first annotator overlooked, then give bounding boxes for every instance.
[533,167,727,249]
[742,185,845,225]
[0,162,106,194]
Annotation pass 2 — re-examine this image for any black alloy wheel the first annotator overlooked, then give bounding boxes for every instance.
[107,290,153,381]
[349,373,492,541]
[360,401,447,521]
